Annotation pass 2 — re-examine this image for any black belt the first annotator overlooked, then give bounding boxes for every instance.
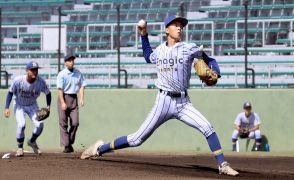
[64,93,77,98]
[159,89,187,97]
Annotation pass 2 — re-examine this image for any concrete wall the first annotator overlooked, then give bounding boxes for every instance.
[0,89,293,153]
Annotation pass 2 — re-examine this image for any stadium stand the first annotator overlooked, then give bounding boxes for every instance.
[0,0,294,88]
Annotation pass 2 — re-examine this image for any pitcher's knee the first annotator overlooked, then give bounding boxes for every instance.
[129,139,143,147]
[202,124,215,138]
[127,134,145,147]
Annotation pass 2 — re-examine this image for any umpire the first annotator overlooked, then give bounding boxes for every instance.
[57,55,86,153]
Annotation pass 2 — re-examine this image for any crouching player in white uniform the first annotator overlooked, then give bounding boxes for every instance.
[4,62,51,157]
[232,102,262,151]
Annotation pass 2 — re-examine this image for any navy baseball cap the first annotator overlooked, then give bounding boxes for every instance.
[64,54,76,61]
[26,61,39,70]
[164,15,188,28]
[243,102,252,109]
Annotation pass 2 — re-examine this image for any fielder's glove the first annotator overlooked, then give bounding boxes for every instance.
[239,128,250,138]
[194,59,218,86]
[36,108,50,121]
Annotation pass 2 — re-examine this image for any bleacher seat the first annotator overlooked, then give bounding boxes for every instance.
[224,48,294,54]
[1,0,294,89]
[0,0,73,5]
[197,4,294,12]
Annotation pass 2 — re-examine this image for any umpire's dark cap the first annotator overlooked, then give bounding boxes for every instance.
[243,102,252,109]
[164,15,188,28]
[64,54,76,61]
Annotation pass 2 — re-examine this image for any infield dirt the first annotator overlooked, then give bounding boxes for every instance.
[0,151,293,179]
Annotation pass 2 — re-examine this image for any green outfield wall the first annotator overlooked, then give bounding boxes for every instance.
[0,89,293,153]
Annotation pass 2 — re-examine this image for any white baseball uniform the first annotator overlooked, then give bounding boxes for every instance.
[9,75,50,139]
[232,112,262,139]
[127,42,215,146]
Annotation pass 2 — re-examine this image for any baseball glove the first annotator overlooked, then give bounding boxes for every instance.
[36,108,50,121]
[239,128,250,138]
[194,59,218,86]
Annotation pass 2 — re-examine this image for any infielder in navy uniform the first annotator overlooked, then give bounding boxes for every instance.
[4,62,51,157]
[232,102,262,151]
[81,15,239,176]
[57,55,86,153]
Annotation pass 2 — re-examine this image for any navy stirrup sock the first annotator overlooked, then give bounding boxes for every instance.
[99,136,130,155]
[30,133,39,143]
[207,133,225,166]
[232,138,238,151]
[255,138,262,151]
[17,137,25,149]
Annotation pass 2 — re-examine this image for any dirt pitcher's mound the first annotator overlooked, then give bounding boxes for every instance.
[0,152,293,179]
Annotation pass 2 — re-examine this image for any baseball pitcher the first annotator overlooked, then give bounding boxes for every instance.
[81,15,238,176]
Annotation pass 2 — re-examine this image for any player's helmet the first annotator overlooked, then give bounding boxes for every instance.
[164,15,188,28]
[243,102,252,109]
[26,61,39,70]
[64,54,76,61]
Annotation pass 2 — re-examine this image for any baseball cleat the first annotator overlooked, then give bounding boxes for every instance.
[80,140,104,160]
[27,140,42,155]
[15,148,24,157]
[219,162,239,176]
